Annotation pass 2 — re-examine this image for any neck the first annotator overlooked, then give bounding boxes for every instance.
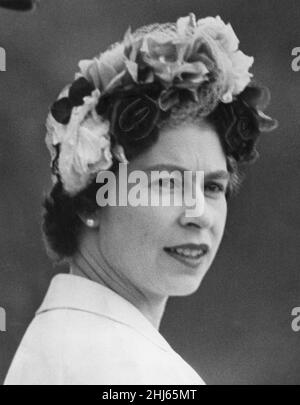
[69,229,168,330]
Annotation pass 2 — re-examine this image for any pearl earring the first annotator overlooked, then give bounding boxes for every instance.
[86,219,95,227]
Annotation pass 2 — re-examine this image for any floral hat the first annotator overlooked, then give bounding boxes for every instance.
[45,13,277,196]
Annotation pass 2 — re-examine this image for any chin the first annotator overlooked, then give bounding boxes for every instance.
[166,271,208,297]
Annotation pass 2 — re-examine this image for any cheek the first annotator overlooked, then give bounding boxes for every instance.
[100,205,170,250]
[127,206,174,247]
[219,201,228,235]
[212,199,228,240]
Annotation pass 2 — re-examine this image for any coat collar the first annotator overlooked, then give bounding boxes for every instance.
[36,273,174,353]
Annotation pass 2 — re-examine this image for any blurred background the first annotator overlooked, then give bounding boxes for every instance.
[0,0,299,385]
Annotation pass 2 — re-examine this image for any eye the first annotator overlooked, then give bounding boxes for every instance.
[205,182,226,196]
[158,177,178,189]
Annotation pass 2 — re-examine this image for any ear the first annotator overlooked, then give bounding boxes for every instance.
[77,211,100,229]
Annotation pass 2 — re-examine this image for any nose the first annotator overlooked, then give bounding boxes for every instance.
[178,200,213,229]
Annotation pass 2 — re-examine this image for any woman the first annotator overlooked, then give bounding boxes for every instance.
[4,13,277,384]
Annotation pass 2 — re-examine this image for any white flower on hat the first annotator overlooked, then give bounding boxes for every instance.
[46,88,113,195]
[78,43,128,92]
[196,15,254,102]
[197,15,239,53]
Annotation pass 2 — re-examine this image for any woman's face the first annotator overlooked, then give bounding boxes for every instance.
[97,120,229,297]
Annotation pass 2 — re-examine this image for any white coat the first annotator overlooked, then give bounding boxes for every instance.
[4,274,205,385]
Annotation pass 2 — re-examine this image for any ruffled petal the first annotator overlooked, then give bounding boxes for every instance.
[78,58,103,90]
[176,13,196,38]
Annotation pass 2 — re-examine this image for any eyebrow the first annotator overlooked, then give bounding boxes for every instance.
[143,164,230,181]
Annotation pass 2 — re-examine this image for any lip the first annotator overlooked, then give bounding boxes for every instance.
[165,243,209,252]
[163,243,209,269]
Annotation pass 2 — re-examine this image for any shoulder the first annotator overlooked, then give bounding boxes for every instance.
[4,308,157,384]
[5,308,204,384]
[4,309,69,384]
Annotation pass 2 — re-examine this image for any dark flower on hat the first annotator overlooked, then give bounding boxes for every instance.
[108,83,163,144]
[50,77,95,124]
[211,85,278,163]
[218,100,260,162]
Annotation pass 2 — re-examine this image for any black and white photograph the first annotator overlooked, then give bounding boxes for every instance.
[0,0,299,386]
